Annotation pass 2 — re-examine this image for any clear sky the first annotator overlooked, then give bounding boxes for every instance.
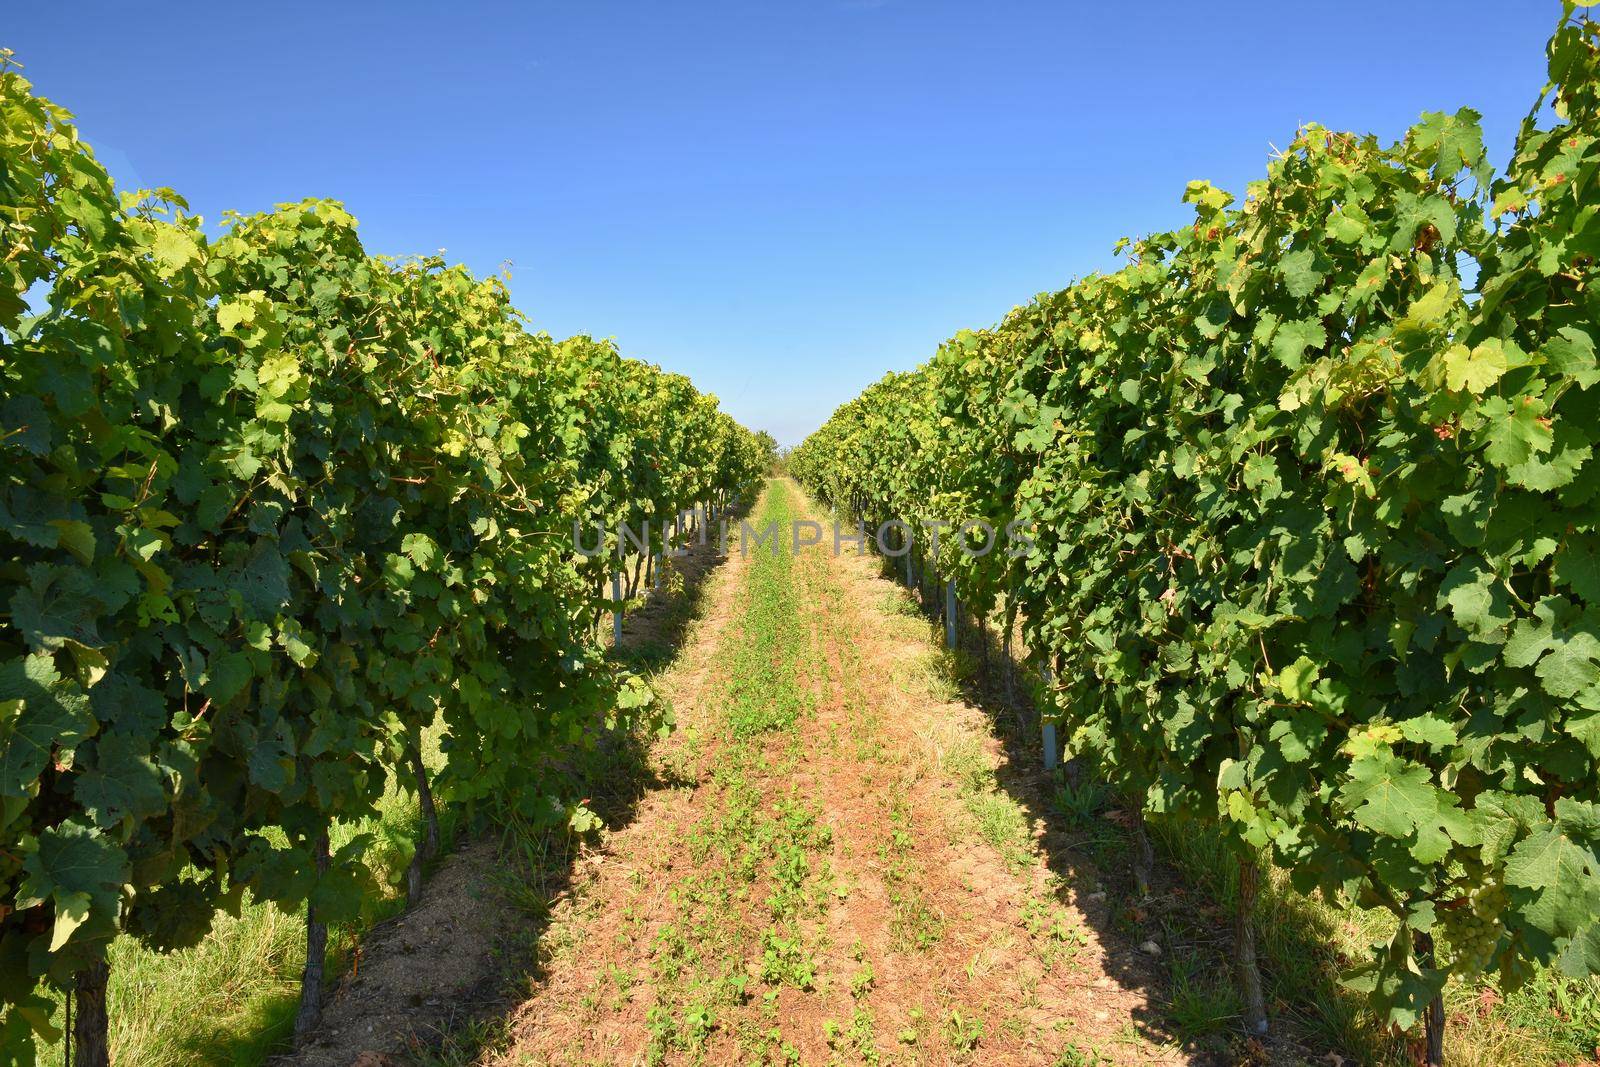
[6,2,1562,446]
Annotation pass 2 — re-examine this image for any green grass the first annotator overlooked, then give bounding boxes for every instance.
[1043,779,1600,1065]
[46,496,737,1067]
[624,479,845,1065]
[39,724,454,1067]
[720,485,808,739]
[878,795,945,953]
[941,733,1034,871]
[1152,814,1600,1065]
[923,572,1600,1065]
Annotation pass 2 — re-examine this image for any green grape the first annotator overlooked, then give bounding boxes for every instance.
[1440,883,1506,977]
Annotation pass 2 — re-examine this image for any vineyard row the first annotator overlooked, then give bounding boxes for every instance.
[0,54,773,1064]
[792,4,1600,1059]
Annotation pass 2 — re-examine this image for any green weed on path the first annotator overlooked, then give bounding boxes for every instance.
[630,479,842,1064]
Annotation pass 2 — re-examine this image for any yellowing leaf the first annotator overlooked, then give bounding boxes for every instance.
[49,890,92,952]
[1399,279,1458,329]
[256,353,302,398]
[149,226,199,277]
[1437,340,1508,394]
[1343,723,1402,758]
[217,298,258,331]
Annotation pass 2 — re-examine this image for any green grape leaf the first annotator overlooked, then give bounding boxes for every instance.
[74,731,168,828]
[1505,809,1600,939]
[0,654,95,795]
[1479,394,1553,469]
[1437,560,1512,636]
[1398,714,1457,748]
[1554,535,1600,602]
[203,651,255,707]
[401,532,440,571]
[9,565,103,654]
[1340,752,1436,840]
[1280,248,1322,299]
[15,820,129,955]
[1272,318,1326,369]
[1544,326,1599,388]
[1536,627,1600,699]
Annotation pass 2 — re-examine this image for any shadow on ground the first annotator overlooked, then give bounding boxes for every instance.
[875,554,1393,1067]
[273,518,745,1067]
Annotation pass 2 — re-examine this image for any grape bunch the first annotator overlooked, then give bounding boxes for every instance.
[1440,883,1508,976]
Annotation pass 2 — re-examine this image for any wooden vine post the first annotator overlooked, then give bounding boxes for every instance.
[1235,854,1268,1036]
[944,580,957,648]
[612,572,624,645]
[71,962,110,1067]
[294,831,332,1039]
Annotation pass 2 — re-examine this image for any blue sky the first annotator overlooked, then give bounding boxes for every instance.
[8,2,1561,445]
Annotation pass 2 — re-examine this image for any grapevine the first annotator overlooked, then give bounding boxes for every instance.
[0,55,772,1063]
[794,3,1600,1054]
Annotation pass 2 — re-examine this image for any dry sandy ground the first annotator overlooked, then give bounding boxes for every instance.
[489,480,1187,1066]
[275,839,512,1067]
[274,534,732,1067]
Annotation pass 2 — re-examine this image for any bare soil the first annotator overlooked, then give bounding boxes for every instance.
[273,840,512,1067]
[491,481,1188,1066]
[273,532,733,1067]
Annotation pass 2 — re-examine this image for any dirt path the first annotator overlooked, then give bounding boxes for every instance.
[491,479,1185,1066]
[275,529,733,1067]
